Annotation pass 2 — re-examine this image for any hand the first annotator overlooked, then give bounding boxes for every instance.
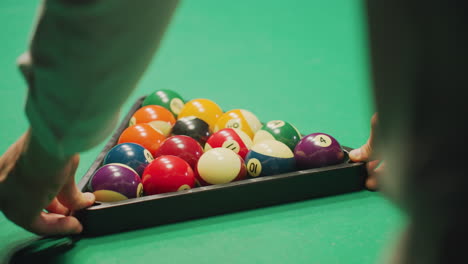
[349,113,383,190]
[0,130,95,236]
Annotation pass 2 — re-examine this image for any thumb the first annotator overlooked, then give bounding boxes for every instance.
[349,143,372,162]
[349,113,378,162]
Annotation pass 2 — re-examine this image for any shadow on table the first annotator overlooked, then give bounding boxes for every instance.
[4,236,79,264]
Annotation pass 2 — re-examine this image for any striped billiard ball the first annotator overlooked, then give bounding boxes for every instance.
[245,139,295,177]
[88,164,143,202]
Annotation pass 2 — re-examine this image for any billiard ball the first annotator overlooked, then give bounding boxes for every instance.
[103,143,154,176]
[118,123,166,156]
[253,120,302,151]
[153,135,203,170]
[205,128,252,160]
[294,132,345,169]
[142,155,195,195]
[245,139,295,177]
[196,148,247,185]
[88,164,143,202]
[171,116,211,146]
[142,89,185,117]
[213,109,262,139]
[177,98,223,131]
[129,105,176,136]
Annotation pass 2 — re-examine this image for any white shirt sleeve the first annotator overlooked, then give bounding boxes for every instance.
[19,0,179,158]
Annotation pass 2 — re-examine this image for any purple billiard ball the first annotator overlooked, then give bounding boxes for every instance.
[89,164,143,202]
[294,133,345,169]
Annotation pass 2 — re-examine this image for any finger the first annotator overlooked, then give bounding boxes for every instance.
[349,113,379,162]
[367,160,381,171]
[365,161,385,191]
[366,174,378,190]
[45,198,70,215]
[349,142,373,162]
[374,161,386,174]
[57,155,95,210]
[28,211,83,236]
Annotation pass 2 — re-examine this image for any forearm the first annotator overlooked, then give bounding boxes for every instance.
[21,0,179,158]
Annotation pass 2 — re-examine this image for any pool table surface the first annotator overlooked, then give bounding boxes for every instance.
[0,1,403,263]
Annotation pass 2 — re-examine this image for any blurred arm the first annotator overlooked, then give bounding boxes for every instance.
[365,1,468,263]
[20,0,179,158]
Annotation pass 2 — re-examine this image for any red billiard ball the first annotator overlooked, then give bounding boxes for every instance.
[129,105,176,136]
[142,155,195,195]
[196,148,247,185]
[153,135,203,170]
[118,124,166,156]
[205,128,252,159]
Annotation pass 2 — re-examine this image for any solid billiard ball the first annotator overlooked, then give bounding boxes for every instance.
[129,105,176,136]
[103,142,154,176]
[142,155,195,195]
[171,116,211,146]
[88,164,143,202]
[153,135,203,170]
[142,89,185,117]
[196,148,247,185]
[253,120,302,151]
[213,109,262,139]
[118,123,166,156]
[177,98,223,131]
[245,139,295,177]
[294,132,345,169]
[205,128,252,160]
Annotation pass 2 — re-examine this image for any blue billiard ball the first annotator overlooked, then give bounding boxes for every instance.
[244,139,295,177]
[103,143,154,176]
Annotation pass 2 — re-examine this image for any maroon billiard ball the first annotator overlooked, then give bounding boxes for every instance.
[294,132,345,169]
[88,164,143,202]
[204,128,253,159]
[142,155,195,195]
[153,135,203,170]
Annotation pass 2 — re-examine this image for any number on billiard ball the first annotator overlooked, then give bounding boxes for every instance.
[244,139,295,177]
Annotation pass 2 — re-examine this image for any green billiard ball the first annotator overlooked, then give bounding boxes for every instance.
[142,89,185,117]
[253,120,302,151]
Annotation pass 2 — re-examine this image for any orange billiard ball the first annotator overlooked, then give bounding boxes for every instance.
[118,123,166,156]
[129,105,176,136]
